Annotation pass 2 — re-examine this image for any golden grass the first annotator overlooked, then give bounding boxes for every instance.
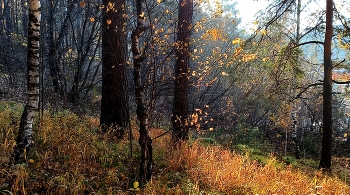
[0,101,350,194]
[176,144,350,194]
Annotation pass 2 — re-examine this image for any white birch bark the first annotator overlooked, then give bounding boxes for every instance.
[13,0,41,164]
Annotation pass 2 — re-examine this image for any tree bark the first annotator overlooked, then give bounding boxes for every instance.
[0,1,3,37]
[21,0,28,38]
[132,0,152,184]
[319,0,333,172]
[4,0,12,36]
[13,0,41,164]
[172,0,193,143]
[100,0,130,138]
[48,0,64,95]
[292,0,301,160]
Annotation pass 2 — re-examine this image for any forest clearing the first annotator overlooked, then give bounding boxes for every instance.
[0,101,350,194]
[2,0,350,194]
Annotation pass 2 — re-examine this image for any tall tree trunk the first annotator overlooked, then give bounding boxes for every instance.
[100,0,130,139]
[48,0,64,95]
[172,0,193,143]
[0,0,3,37]
[13,0,18,34]
[4,0,12,36]
[319,0,333,172]
[13,0,41,164]
[21,0,28,38]
[132,0,152,184]
[292,0,301,160]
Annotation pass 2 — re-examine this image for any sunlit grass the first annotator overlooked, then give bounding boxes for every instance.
[1,100,350,194]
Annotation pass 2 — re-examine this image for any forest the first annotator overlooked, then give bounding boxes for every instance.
[1,0,350,194]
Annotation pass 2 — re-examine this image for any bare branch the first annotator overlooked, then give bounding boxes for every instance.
[290,82,323,102]
[332,59,346,69]
[293,41,324,48]
[333,80,350,84]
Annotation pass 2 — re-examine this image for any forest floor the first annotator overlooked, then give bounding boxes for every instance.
[1,100,350,194]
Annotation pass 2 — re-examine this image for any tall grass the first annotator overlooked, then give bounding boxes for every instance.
[1,101,350,194]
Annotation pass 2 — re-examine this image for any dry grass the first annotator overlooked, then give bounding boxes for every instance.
[156,142,350,194]
[0,101,350,194]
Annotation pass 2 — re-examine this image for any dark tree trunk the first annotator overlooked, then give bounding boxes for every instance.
[4,0,12,36]
[100,0,130,139]
[0,1,3,37]
[319,0,333,172]
[48,1,64,95]
[13,0,41,164]
[21,0,28,38]
[131,0,152,184]
[172,0,193,143]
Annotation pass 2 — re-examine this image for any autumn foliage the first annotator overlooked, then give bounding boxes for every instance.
[1,101,350,194]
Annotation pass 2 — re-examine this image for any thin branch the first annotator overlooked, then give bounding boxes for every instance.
[333,80,350,84]
[332,59,346,69]
[290,82,323,102]
[293,41,324,48]
[152,130,171,140]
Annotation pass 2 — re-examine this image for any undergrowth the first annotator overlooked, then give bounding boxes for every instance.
[0,101,350,194]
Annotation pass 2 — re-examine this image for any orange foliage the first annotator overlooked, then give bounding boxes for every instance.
[333,72,350,82]
[147,142,350,194]
[0,104,349,194]
[201,28,225,41]
[79,1,86,8]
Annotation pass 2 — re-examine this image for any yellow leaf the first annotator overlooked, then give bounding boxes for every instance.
[35,162,42,168]
[106,2,115,12]
[90,17,95,22]
[133,181,139,189]
[261,29,267,35]
[28,159,35,163]
[231,38,241,45]
[344,133,348,138]
[140,12,145,18]
[262,57,269,62]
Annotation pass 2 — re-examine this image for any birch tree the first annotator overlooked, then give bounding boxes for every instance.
[13,0,41,164]
[132,0,152,184]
